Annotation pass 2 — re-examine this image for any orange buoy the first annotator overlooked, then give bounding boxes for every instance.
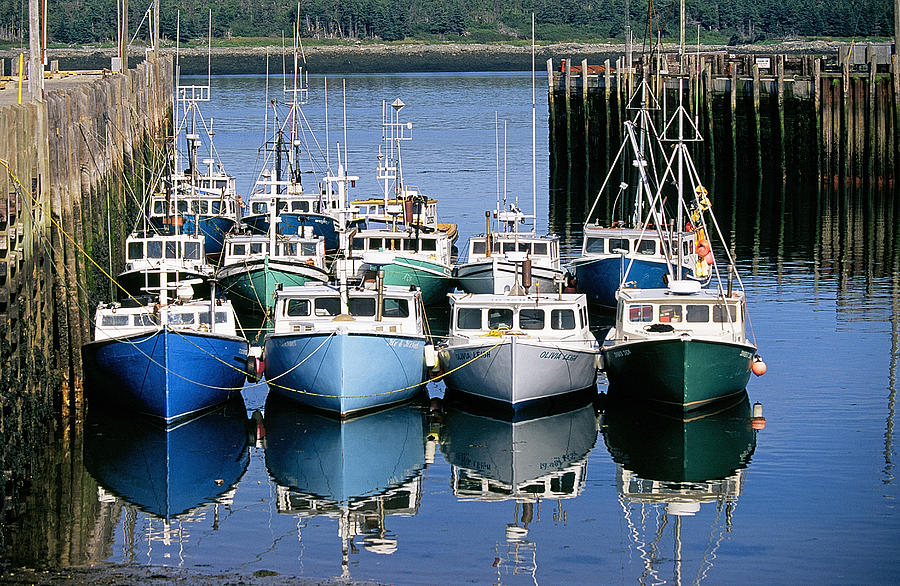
[704,251,714,265]
[750,402,766,430]
[696,243,709,257]
[751,357,767,376]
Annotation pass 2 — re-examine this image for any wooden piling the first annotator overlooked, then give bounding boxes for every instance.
[814,59,822,181]
[752,63,762,177]
[565,58,572,166]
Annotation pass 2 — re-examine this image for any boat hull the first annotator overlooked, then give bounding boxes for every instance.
[82,329,249,423]
[572,256,687,310]
[218,259,329,314]
[456,258,563,295]
[601,337,755,410]
[264,331,427,416]
[378,258,452,305]
[441,337,598,408]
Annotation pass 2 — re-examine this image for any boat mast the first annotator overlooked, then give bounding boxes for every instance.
[675,0,686,280]
[530,13,537,237]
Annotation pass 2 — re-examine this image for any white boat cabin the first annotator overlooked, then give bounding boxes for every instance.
[448,292,592,342]
[612,285,747,343]
[222,233,327,269]
[93,299,239,341]
[271,284,425,336]
[581,225,694,259]
[350,193,438,228]
[349,229,454,264]
[465,233,561,269]
[123,233,210,274]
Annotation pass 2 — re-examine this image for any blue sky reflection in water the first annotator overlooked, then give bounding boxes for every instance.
[54,73,900,583]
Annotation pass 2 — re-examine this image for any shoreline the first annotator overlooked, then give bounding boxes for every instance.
[0,40,846,74]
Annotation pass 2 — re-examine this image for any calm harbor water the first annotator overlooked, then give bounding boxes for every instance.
[3,72,899,584]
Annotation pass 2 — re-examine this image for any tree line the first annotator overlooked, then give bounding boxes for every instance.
[0,0,893,45]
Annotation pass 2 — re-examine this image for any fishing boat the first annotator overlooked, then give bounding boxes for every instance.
[336,99,455,305]
[83,397,249,519]
[149,83,240,262]
[240,34,359,252]
[116,230,214,300]
[455,205,564,295]
[264,394,427,572]
[82,275,250,423]
[568,85,701,310]
[601,394,758,582]
[599,11,764,410]
[217,200,330,315]
[262,268,435,416]
[439,266,599,409]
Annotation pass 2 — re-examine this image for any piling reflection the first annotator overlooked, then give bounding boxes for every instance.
[438,397,598,581]
[263,393,428,577]
[82,398,250,563]
[601,393,757,585]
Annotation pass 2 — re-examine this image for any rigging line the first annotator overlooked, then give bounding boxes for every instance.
[1,159,251,383]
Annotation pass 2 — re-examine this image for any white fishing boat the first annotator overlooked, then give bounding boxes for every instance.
[439,271,599,408]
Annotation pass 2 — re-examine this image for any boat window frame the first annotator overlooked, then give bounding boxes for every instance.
[550,308,576,330]
[519,308,545,330]
[456,307,482,330]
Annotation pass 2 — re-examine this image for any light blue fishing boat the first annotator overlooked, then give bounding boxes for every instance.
[263,274,435,417]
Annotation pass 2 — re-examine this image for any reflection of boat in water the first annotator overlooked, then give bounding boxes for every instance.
[83,398,250,519]
[438,397,598,581]
[601,393,758,583]
[263,394,428,574]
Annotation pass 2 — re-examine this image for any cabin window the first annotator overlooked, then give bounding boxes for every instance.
[286,299,311,316]
[134,314,160,326]
[581,306,589,329]
[301,201,311,212]
[533,242,548,256]
[314,297,341,316]
[168,313,195,325]
[212,201,222,214]
[421,239,437,252]
[296,243,313,256]
[457,308,482,330]
[199,311,228,324]
[232,244,246,256]
[637,240,656,255]
[383,298,409,318]
[403,239,418,251]
[250,243,264,255]
[659,304,683,323]
[519,309,545,330]
[127,242,144,260]
[184,242,200,259]
[518,242,530,253]
[152,200,167,215]
[609,238,630,253]
[628,305,653,322]
[585,238,604,253]
[502,242,516,254]
[368,238,383,250]
[352,238,365,250]
[551,309,576,330]
[277,201,288,213]
[166,241,179,259]
[713,304,737,323]
[349,298,376,317]
[488,308,514,330]
[147,240,163,259]
[279,243,296,256]
[177,201,188,214]
[683,241,692,256]
[386,239,401,250]
[101,314,129,327]
[252,202,267,215]
[472,241,486,255]
[686,304,709,322]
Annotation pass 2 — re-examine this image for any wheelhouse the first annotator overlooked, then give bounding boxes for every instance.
[614,288,747,342]
[466,234,560,268]
[449,293,591,339]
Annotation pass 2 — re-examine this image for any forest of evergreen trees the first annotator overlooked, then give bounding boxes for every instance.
[0,0,894,46]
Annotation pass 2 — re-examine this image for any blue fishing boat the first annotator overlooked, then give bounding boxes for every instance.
[83,276,250,423]
[263,276,434,417]
[83,397,250,519]
[568,87,702,310]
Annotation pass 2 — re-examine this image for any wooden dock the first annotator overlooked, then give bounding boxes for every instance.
[0,55,172,423]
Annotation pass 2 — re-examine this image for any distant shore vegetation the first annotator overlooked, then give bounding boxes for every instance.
[0,0,893,49]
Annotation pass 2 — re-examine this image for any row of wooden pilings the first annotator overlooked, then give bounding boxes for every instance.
[0,55,172,532]
[548,49,899,202]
